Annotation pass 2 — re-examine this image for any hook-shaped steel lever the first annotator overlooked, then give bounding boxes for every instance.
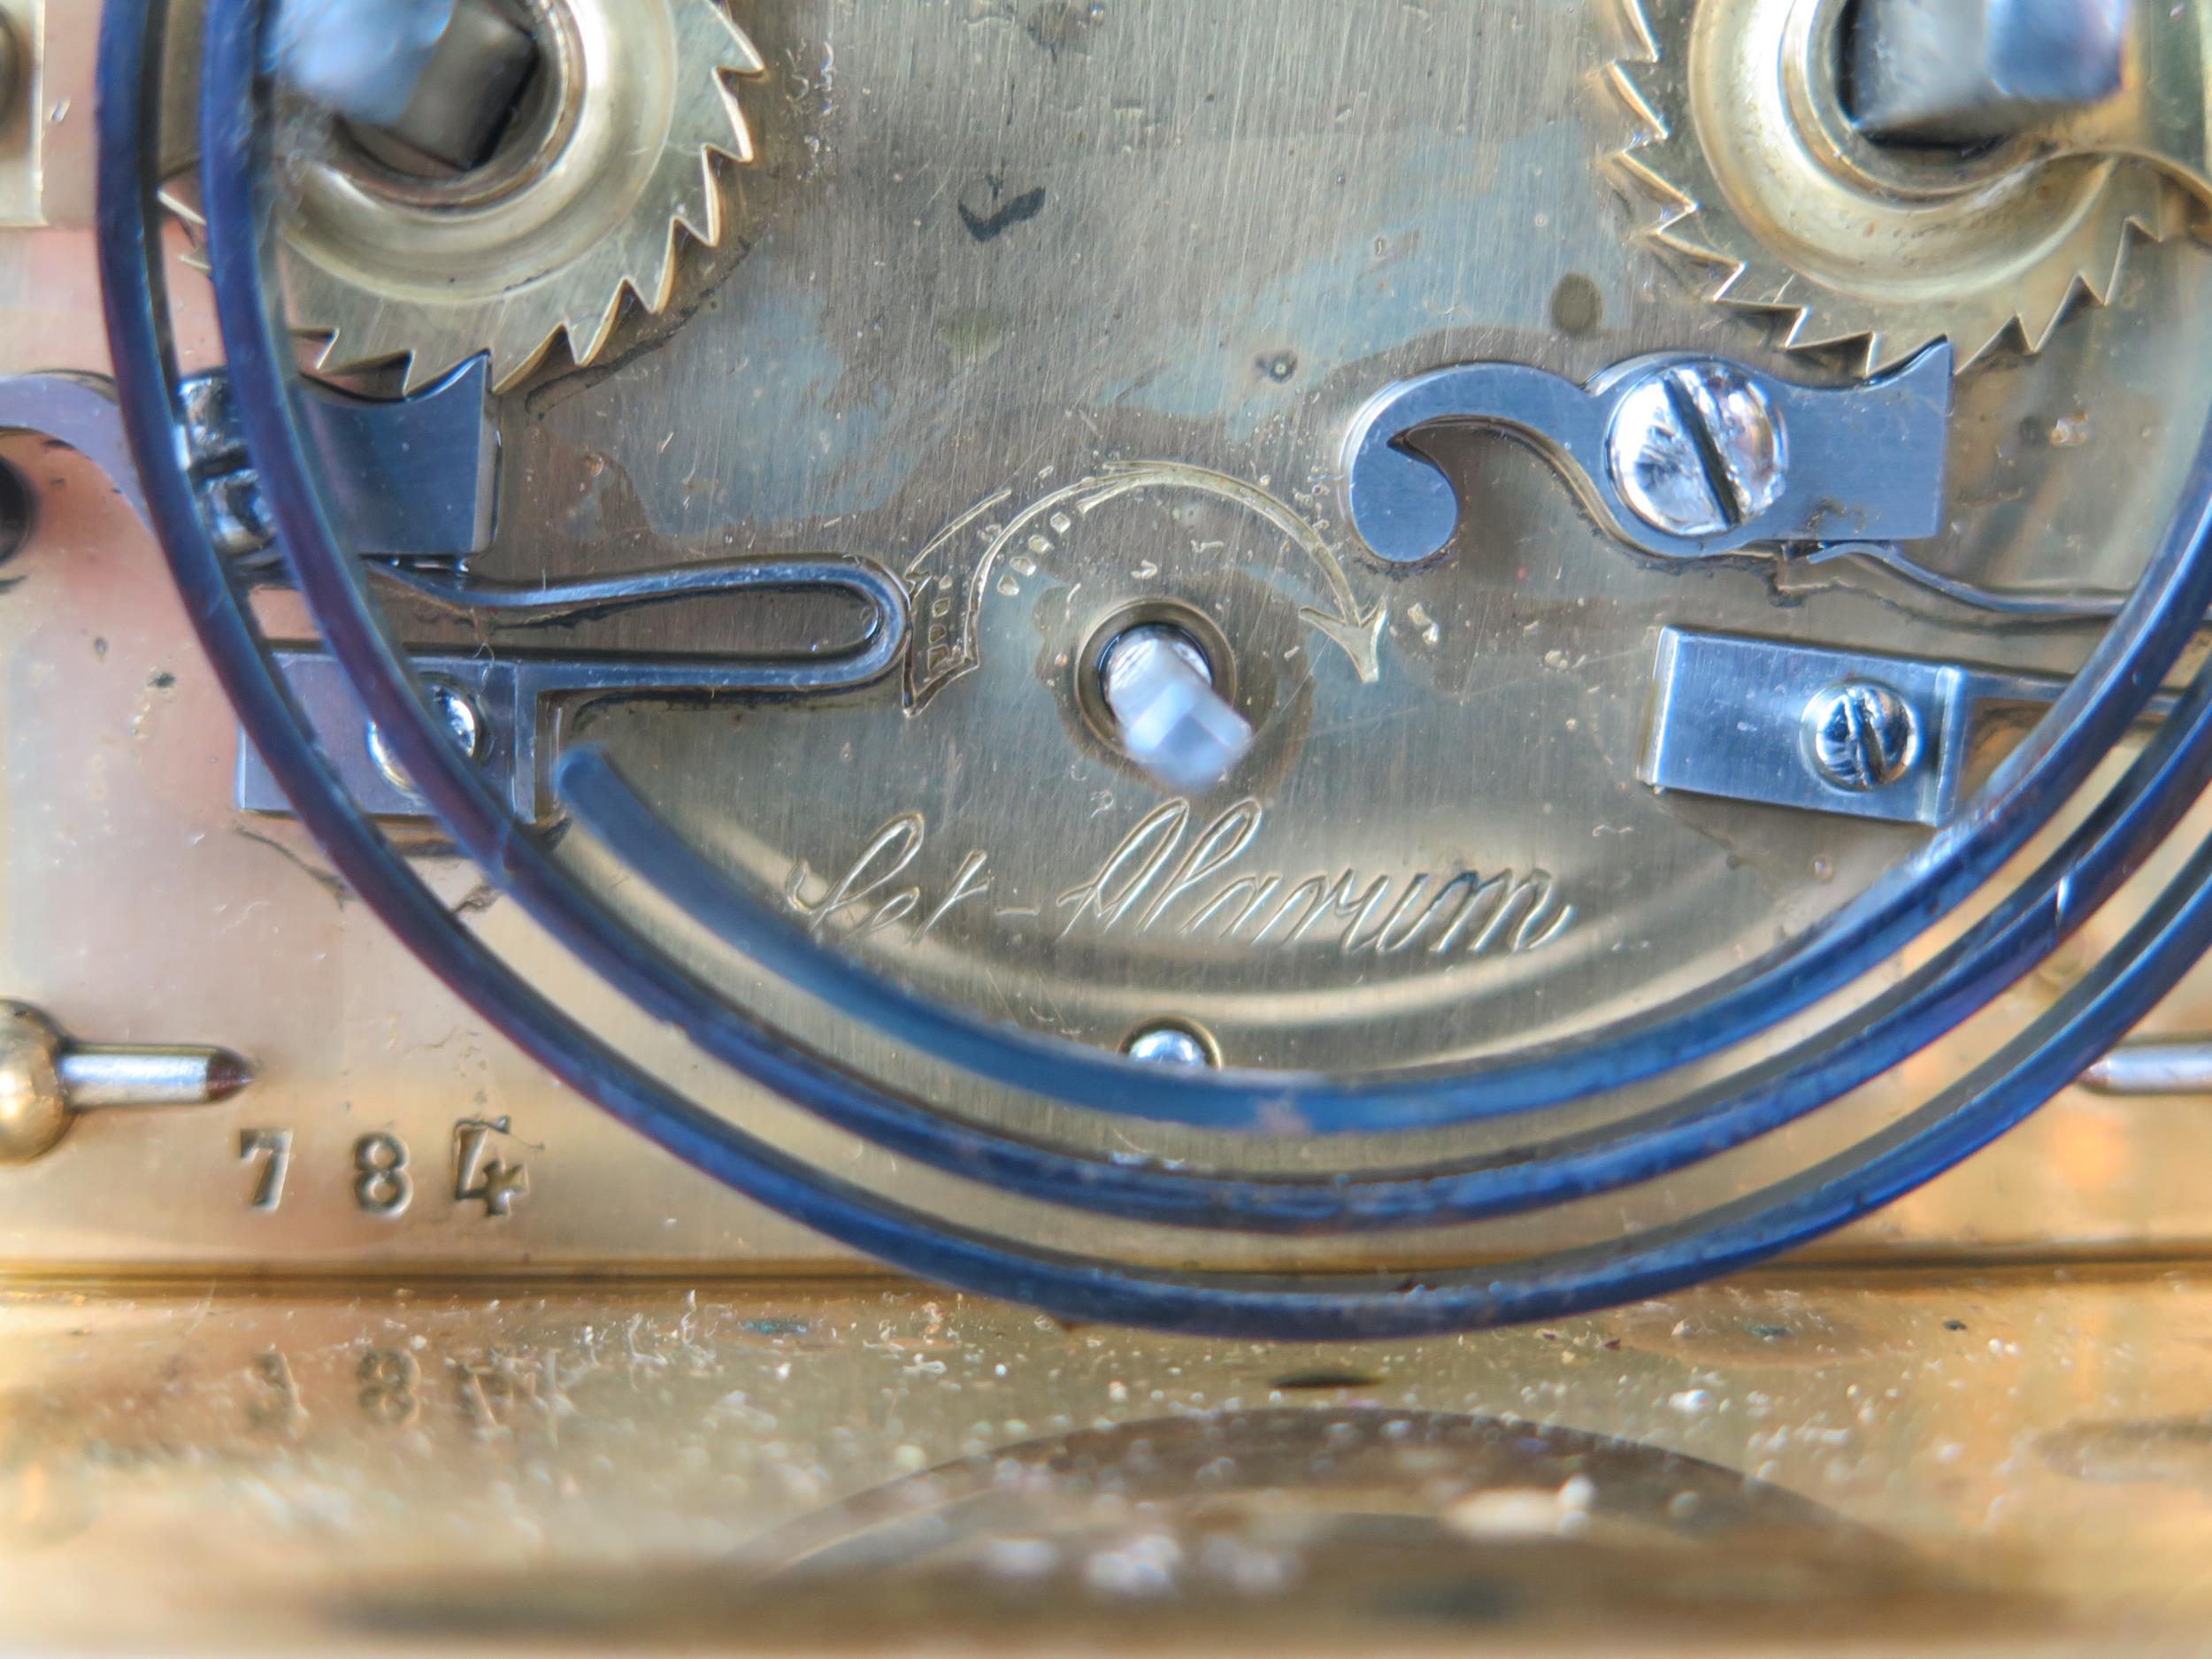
[1340,344,1954,566]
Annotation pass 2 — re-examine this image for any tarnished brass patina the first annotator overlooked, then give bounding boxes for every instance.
[8,0,2212,1275]
[14,0,2212,1647]
[7,1271,2212,1652]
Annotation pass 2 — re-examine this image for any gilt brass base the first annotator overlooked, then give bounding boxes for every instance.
[5,1269,2212,1654]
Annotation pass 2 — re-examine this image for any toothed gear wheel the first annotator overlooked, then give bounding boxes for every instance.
[1608,0,2177,373]
[269,0,759,393]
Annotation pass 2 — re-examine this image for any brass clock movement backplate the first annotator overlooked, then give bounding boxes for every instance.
[6,0,2212,1273]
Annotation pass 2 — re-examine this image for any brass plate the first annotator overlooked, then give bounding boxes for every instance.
[504,0,2212,1071]
[7,1269,2212,1652]
[4,1,2212,1271]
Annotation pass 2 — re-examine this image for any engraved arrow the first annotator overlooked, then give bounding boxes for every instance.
[906,464,1389,708]
[1072,464,1387,686]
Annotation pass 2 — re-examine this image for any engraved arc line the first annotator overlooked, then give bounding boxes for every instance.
[904,463,1389,708]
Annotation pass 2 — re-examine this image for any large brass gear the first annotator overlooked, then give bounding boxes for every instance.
[1608,0,2180,373]
[270,0,761,393]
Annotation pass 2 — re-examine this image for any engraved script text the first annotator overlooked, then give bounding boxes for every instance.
[785,800,1574,958]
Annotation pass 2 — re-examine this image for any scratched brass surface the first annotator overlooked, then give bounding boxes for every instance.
[505,0,2212,1075]
[6,1271,2212,1653]
[4,2,2212,1271]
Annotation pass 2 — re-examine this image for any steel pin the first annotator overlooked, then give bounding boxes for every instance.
[0,1002,254,1164]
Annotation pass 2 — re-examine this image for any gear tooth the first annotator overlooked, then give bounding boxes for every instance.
[1715,258,1827,321]
[1616,0,1663,64]
[1778,309,1871,367]
[385,340,457,396]
[681,150,728,249]
[558,250,645,365]
[157,180,211,271]
[630,186,692,313]
[1944,328,2006,375]
[325,307,458,393]
[2128,169,2180,239]
[1716,265,1795,311]
[309,322,374,379]
[317,330,419,390]
[2102,223,2150,301]
[2067,180,2153,311]
[1619,195,1709,263]
[487,328,561,393]
[306,327,350,377]
[636,225,687,316]
[2013,272,2083,357]
[565,289,627,370]
[722,30,767,77]
[398,349,450,398]
[1865,330,1932,375]
[712,79,757,165]
[2075,252,2116,310]
[1646,207,1738,272]
[1770,305,1816,346]
[1604,1,2155,377]
[1610,150,1694,214]
[1649,227,1729,275]
[700,4,767,74]
[1605,64,1667,138]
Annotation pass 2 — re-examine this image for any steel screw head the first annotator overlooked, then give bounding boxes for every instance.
[1607,360,1789,539]
[1124,1023,1217,1069]
[178,372,280,564]
[366,681,487,794]
[1803,680,1921,792]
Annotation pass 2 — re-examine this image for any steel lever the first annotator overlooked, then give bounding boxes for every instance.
[1342,345,1953,566]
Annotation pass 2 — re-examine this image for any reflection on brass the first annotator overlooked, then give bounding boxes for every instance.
[10,1271,2212,1650]
[2012,1,2212,211]
[0,0,45,228]
[357,1411,1986,1647]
